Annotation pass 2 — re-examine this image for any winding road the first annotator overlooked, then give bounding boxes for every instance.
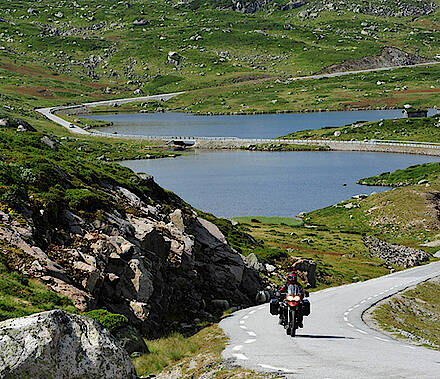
[220,261,440,378]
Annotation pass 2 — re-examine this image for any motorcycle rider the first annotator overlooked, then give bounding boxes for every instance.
[279,271,305,327]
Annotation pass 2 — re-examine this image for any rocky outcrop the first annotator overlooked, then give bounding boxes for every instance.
[299,0,437,17]
[0,178,261,337]
[363,236,430,268]
[229,0,274,13]
[319,47,431,75]
[292,258,317,288]
[245,253,267,273]
[0,310,136,379]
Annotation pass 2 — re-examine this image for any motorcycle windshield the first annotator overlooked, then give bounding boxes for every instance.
[287,284,302,296]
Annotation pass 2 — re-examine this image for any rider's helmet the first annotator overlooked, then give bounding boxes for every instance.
[287,271,297,284]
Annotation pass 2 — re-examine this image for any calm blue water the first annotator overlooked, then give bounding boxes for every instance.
[122,151,439,218]
[87,109,414,139]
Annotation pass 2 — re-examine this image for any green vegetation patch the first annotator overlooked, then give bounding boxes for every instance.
[232,216,303,227]
[373,278,440,349]
[358,162,440,186]
[84,309,128,332]
[0,261,76,321]
[236,219,394,288]
[133,324,267,377]
[281,114,440,143]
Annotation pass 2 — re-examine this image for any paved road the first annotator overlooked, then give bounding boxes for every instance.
[292,61,439,81]
[35,92,184,135]
[220,261,440,378]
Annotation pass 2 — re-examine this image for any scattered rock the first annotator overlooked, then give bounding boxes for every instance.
[363,236,430,268]
[245,253,267,273]
[40,136,59,151]
[167,51,182,66]
[133,19,149,26]
[13,118,36,132]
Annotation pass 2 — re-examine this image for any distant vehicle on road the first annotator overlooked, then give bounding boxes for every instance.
[69,123,75,128]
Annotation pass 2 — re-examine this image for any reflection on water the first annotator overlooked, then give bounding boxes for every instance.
[122,151,439,218]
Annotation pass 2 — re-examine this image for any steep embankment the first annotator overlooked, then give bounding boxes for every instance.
[365,276,440,350]
[0,116,261,337]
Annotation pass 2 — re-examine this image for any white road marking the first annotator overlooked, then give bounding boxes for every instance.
[247,331,256,337]
[249,310,256,315]
[240,320,245,324]
[344,312,349,316]
[360,300,366,304]
[233,353,248,360]
[404,346,416,349]
[344,316,348,321]
[356,329,368,335]
[240,325,247,330]
[373,294,379,297]
[242,316,249,320]
[348,307,353,312]
[244,339,256,344]
[354,304,360,308]
[375,337,389,342]
[232,345,243,351]
[347,323,354,328]
[367,297,372,300]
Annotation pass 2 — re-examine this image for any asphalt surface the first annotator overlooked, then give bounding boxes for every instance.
[220,261,440,378]
[35,92,184,135]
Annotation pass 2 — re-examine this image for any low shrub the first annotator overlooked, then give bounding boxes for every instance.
[83,309,128,332]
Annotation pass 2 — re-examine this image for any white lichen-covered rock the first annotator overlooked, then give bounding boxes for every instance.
[0,310,137,379]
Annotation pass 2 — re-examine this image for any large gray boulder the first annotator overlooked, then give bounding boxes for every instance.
[0,310,137,379]
[245,253,267,273]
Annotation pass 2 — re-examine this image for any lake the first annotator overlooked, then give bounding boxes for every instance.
[122,151,439,218]
[87,109,423,139]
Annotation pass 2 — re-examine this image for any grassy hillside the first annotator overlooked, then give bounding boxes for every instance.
[358,162,440,186]
[0,0,439,118]
[372,277,440,349]
[281,113,440,142]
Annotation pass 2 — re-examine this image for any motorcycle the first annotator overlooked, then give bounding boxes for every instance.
[270,284,310,337]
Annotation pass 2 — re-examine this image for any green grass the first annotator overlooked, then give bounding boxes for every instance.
[373,278,440,349]
[237,219,397,288]
[0,0,440,118]
[232,216,303,227]
[0,261,76,321]
[134,330,209,375]
[83,309,128,332]
[133,324,268,377]
[281,114,440,142]
[358,162,440,186]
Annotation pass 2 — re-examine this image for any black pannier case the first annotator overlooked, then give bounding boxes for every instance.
[270,299,279,315]
[303,299,310,316]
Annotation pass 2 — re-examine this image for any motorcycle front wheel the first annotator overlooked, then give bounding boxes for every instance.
[289,309,296,337]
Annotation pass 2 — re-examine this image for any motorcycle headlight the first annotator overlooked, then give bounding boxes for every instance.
[286,295,295,301]
[293,295,301,302]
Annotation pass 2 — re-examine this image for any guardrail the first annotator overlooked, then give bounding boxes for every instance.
[88,131,440,149]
